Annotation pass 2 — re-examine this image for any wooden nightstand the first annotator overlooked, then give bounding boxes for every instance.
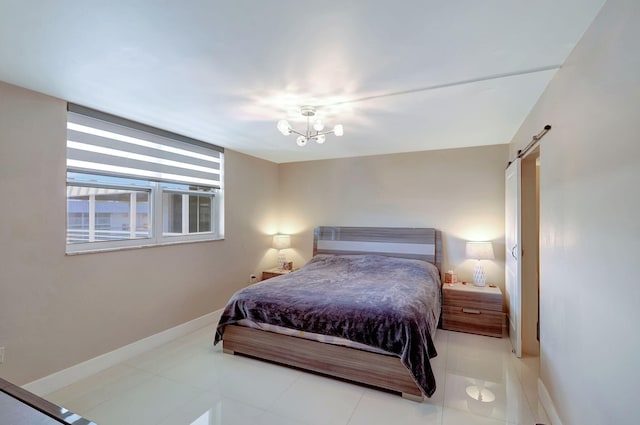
[261,267,297,281]
[442,282,504,337]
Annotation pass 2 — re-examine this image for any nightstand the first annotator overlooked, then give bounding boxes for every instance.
[261,267,297,281]
[442,282,504,337]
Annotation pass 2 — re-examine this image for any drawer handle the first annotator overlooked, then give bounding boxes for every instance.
[462,308,481,314]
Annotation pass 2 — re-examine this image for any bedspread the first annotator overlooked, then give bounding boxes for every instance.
[214,254,442,397]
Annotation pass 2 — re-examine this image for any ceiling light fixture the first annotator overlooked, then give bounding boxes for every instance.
[277,106,344,147]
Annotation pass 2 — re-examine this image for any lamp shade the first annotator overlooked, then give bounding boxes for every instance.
[465,241,495,260]
[277,120,291,135]
[272,234,291,250]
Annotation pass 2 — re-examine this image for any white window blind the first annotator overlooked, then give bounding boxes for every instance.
[67,104,223,188]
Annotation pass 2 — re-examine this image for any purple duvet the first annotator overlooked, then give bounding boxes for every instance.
[214,254,442,397]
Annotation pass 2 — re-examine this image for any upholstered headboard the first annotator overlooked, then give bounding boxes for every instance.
[313,226,442,273]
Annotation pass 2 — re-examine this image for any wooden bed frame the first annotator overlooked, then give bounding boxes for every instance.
[222,226,442,401]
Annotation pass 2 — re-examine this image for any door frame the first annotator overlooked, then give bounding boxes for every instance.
[505,158,522,358]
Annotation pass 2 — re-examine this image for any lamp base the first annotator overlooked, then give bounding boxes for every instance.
[473,261,487,287]
[277,252,287,270]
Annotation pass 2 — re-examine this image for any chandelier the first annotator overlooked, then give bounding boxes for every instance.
[277,106,344,147]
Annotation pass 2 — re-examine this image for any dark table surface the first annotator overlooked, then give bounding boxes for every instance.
[0,377,97,425]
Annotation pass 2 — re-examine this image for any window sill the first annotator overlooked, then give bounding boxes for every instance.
[65,236,225,256]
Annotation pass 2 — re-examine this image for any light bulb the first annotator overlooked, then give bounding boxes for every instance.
[313,120,324,131]
[277,120,291,135]
[333,124,344,136]
[316,134,326,144]
[296,136,307,147]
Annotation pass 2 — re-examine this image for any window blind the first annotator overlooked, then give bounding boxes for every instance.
[67,104,223,188]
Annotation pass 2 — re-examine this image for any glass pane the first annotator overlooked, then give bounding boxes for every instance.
[66,185,151,244]
[163,191,214,236]
[163,193,183,234]
[189,195,211,233]
[136,192,150,236]
[67,199,90,244]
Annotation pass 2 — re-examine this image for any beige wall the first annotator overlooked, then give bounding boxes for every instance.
[509,0,640,423]
[0,81,280,385]
[278,144,508,292]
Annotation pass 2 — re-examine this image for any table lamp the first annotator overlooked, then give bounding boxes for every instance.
[272,234,291,270]
[465,241,494,287]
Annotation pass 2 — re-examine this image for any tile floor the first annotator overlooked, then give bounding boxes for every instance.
[45,314,550,425]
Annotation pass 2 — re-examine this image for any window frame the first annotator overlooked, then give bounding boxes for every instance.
[156,185,221,245]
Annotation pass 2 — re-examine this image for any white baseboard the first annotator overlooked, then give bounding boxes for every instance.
[538,378,563,425]
[23,309,222,396]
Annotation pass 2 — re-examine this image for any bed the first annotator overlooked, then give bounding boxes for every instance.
[214,226,443,400]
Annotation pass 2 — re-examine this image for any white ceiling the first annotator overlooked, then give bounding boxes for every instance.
[0,0,605,163]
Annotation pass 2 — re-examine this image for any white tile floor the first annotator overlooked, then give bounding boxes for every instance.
[45,315,550,425]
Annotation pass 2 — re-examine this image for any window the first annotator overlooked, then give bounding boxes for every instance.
[66,104,224,253]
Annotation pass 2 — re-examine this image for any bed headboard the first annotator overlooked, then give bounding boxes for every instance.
[313,226,442,273]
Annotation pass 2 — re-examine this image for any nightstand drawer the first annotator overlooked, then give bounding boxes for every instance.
[261,267,298,281]
[442,286,502,312]
[262,271,283,280]
[442,305,503,337]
